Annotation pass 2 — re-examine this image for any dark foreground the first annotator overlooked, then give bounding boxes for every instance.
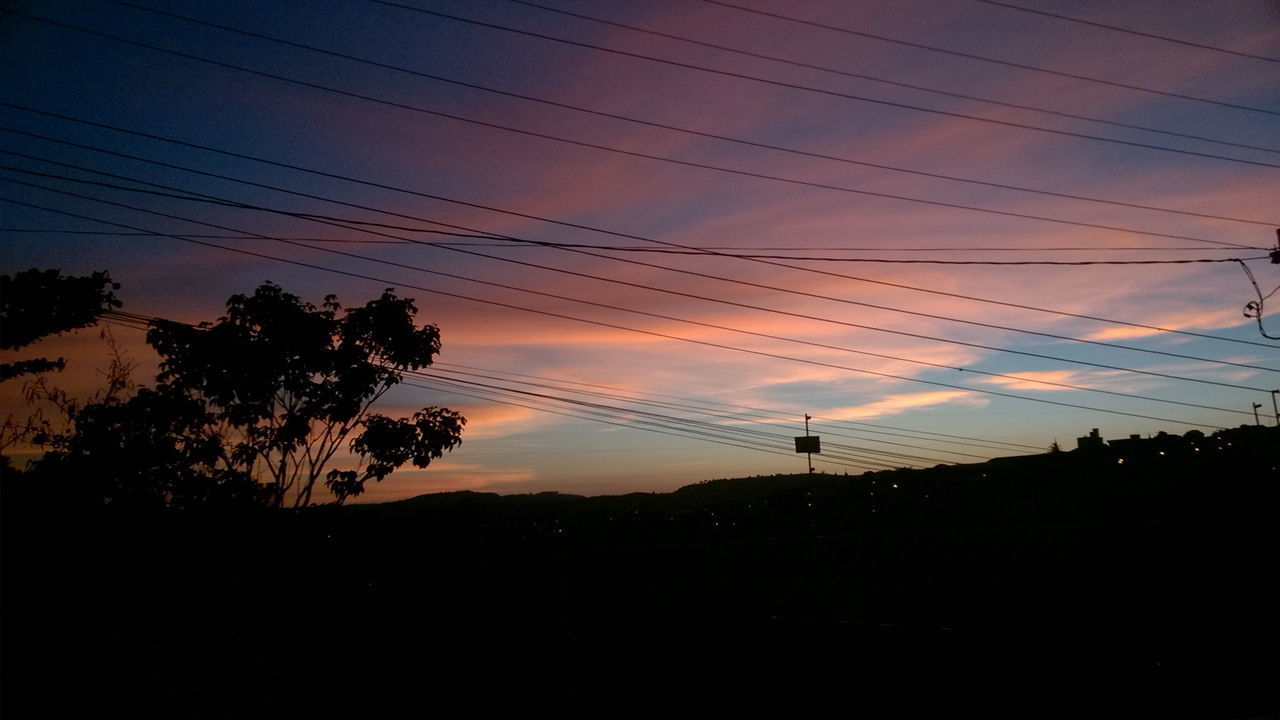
[4,427,1278,718]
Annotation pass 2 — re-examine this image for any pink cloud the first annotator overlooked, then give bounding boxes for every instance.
[823,390,989,421]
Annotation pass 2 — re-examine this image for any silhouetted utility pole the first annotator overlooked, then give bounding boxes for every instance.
[794,414,820,476]
[1252,403,1262,426]
[1271,390,1279,426]
[805,414,813,475]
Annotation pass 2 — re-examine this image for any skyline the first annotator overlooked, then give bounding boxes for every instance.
[2,0,1278,501]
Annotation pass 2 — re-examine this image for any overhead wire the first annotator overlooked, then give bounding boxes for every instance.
[967,0,1280,64]
[0,61,1268,260]
[0,229,1260,253]
[499,0,1280,154]
[90,0,1280,227]
[358,1,1280,166]
[11,4,1271,472]
[4,168,1264,266]
[407,370,924,468]
[0,194,1241,430]
[95,307,856,466]
[401,376,896,471]
[427,361,1044,452]
[5,155,1274,390]
[694,0,1280,117]
[418,364,993,463]
[4,147,1274,390]
[94,309,966,468]
[9,7,1280,178]
[3,103,1274,349]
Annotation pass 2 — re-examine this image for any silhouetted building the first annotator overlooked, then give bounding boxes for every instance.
[1076,428,1104,450]
[1107,434,1144,454]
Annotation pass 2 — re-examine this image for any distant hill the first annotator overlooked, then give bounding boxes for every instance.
[335,423,1278,544]
[5,424,1277,718]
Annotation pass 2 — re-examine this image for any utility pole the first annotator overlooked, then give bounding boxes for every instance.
[794,414,820,476]
[804,414,814,475]
[1252,403,1262,426]
[1271,390,1279,427]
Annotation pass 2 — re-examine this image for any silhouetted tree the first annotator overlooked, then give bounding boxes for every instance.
[34,384,268,508]
[1,269,122,473]
[131,282,465,507]
[0,268,121,382]
[31,282,464,507]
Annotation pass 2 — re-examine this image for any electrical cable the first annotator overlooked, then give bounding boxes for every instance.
[6,160,1274,394]
[5,153,1273,386]
[93,0,1280,225]
[0,194,1240,430]
[412,372,966,470]
[499,0,1280,154]
[694,0,1280,116]
[428,360,1043,452]
[967,0,1280,64]
[98,308,971,466]
[401,376,894,470]
[410,370,926,467]
[418,365,992,463]
[361,1,1280,164]
[10,7,1279,175]
[5,102,1272,346]
[1,229,1261,253]
[0,187,1251,430]
[6,166,1264,266]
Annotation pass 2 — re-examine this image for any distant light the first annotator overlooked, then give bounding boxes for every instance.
[891,483,899,489]
[1117,458,1125,464]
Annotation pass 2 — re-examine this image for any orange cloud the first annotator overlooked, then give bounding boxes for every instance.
[348,462,537,503]
[822,390,988,421]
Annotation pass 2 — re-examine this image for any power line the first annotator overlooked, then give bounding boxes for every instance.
[5,102,1272,348]
[816,417,1044,452]
[968,0,1280,64]
[6,147,1273,387]
[0,127,1259,251]
[40,304,911,468]
[11,7,1280,176]
[500,0,1280,154]
[7,155,1273,388]
[95,311,979,466]
[420,365,992,463]
[1,229,1261,252]
[0,194,1239,430]
[4,168,1262,266]
[414,372,995,470]
[406,377,898,471]
[409,370,923,468]
[13,169,1267,411]
[428,361,1043,452]
[358,2,1280,167]
[96,0,1280,223]
[404,376,890,470]
[424,363,983,458]
[0,37,1270,257]
[695,0,1280,117]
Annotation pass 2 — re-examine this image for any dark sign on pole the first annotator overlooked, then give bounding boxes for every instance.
[794,436,821,454]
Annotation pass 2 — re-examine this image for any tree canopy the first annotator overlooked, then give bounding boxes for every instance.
[0,268,121,382]
[32,282,465,508]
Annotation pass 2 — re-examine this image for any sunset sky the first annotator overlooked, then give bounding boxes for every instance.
[2,0,1278,501]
